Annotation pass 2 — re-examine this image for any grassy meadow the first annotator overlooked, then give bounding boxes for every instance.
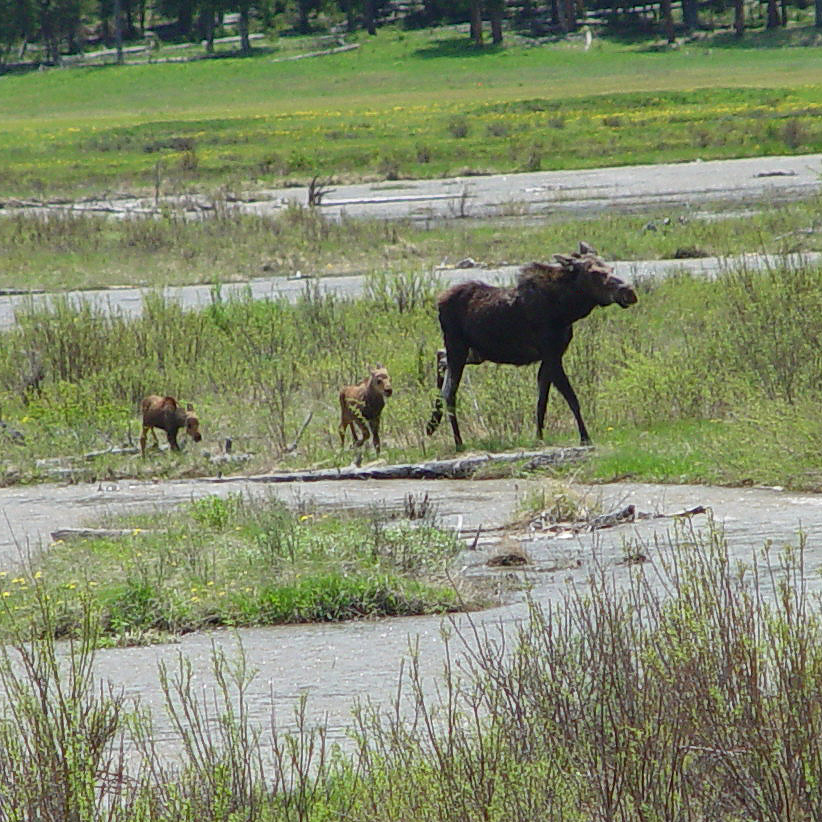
[4,23,822,822]
[0,250,821,492]
[2,26,822,198]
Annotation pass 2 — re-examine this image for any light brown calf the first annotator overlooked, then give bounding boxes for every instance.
[140,395,202,457]
[339,365,393,459]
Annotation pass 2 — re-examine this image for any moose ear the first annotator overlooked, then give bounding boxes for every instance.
[186,403,194,412]
[161,396,178,409]
[554,253,575,268]
[579,241,597,255]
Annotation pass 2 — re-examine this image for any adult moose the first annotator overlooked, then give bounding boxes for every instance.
[427,243,637,449]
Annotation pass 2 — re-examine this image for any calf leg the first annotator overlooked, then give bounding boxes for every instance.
[425,349,448,436]
[544,359,590,445]
[140,425,150,458]
[370,416,381,455]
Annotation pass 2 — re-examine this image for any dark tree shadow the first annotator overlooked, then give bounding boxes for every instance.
[413,36,504,58]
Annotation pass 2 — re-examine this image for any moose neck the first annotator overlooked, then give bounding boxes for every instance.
[525,282,600,324]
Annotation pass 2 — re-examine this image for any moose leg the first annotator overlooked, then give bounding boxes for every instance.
[352,419,369,449]
[140,425,150,458]
[351,419,369,466]
[442,347,469,449]
[167,427,181,451]
[536,361,553,440]
[339,418,353,448]
[370,417,381,455]
[545,360,590,445]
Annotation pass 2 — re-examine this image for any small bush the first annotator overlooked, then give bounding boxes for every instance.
[447,116,470,139]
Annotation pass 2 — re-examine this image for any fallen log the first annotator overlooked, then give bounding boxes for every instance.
[272,43,360,62]
[209,446,590,484]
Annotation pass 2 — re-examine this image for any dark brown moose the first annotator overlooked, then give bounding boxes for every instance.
[339,365,393,461]
[140,395,202,457]
[427,243,637,448]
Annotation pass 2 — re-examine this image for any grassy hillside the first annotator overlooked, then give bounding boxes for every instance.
[3,26,822,197]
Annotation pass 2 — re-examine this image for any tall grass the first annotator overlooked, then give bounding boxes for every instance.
[1,256,822,488]
[2,520,821,820]
[3,194,822,292]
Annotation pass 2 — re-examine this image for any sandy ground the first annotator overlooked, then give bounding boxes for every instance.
[4,152,821,223]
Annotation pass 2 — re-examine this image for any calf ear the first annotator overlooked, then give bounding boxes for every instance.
[579,241,597,255]
[186,403,194,412]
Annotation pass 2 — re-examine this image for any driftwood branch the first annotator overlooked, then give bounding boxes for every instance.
[208,447,590,484]
[285,410,313,454]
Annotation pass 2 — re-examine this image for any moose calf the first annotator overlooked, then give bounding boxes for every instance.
[140,395,202,457]
[339,366,393,461]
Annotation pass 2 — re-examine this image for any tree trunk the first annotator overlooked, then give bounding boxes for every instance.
[365,0,376,34]
[661,0,675,41]
[297,0,310,33]
[469,0,483,45]
[113,0,123,63]
[780,0,788,25]
[681,0,699,29]
[552,0,568,32]
[239,4,250,52]
[766,0,779,27]
[488,0,503,43]
[734,0,744,35]
[564,0,577,31]
[816,0,822,28]
[199,5,215,52]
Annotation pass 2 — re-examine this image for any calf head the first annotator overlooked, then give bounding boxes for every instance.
[184,404,202,442]
[555,242,638,309]
[369,365,393,397]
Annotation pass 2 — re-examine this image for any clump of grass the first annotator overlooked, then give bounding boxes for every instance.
[516,477,596,523]
[2,492,480,644]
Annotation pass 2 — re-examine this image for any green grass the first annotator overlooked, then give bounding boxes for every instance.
[3,194,822,291]
[1,492,479,644]
[4,26,822,198]
[1,255,822,492]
